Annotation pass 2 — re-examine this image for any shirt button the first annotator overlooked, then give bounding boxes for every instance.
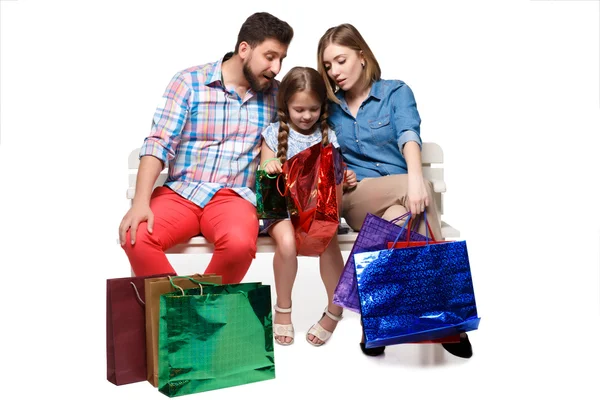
[356,140,359,143]
[376,163,380,166]
[354,122,357,125]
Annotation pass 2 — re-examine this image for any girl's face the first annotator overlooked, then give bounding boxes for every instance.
[287,90,322,135]
[321,44,365,92]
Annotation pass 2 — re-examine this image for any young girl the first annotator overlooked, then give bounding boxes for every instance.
[260,66,357,346]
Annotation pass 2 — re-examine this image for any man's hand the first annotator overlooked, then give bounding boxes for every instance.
[119,204,154,245]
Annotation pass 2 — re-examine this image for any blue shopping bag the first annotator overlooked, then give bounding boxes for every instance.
[333,212,428,313]
[355,213,480,348]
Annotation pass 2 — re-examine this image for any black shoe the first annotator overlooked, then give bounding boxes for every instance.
[360,342,386,356]
[441,333,473,358]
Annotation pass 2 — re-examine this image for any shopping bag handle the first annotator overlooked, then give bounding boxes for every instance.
[130,282,145,306]
[409,211,436,242]
[186,276,219,287]
[389,212,411,224]
[390,210,436,248]
[259,158,280,179]
[278,157,299,197]
[276,173,288,197]
[388,212,420,235]
[168,276,186,295]
[168,275,214,296]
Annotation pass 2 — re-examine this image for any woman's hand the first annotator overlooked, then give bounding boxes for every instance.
[343,169,357,191]
[402,141,429,215]
[264,159,282,175]
[407,173,430,215]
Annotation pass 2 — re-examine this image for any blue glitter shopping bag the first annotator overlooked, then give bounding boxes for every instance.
[333,212,428,313]
[355,213,480,348]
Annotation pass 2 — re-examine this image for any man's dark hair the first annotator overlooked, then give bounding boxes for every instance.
[234,12,293,53]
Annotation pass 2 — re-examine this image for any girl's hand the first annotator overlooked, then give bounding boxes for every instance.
[264,159,282,175]
[406,174,430,215]
[343,169,357,191]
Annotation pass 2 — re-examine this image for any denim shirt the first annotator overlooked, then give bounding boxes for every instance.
[327,79,422,181]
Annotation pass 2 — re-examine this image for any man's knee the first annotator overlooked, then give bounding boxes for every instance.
[121,225,162,254]
[215,229,257,258]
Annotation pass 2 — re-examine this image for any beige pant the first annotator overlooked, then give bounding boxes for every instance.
[342,174,442,239]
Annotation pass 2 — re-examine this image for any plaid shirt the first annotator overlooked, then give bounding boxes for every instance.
[140,54,278,207]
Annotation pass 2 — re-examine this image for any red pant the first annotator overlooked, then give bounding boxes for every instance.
[122,187,258,284]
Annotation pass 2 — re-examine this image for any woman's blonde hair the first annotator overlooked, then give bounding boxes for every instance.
[317,23,381,104]
[276,67,330,164]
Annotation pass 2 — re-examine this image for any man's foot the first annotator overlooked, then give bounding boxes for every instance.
[273,304,294,345]
[306,307,343,346]
[441,333,472,358]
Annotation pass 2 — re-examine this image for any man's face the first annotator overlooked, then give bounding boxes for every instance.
[240,38,288,92]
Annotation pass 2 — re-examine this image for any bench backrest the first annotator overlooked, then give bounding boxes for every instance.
[126,142,445,215]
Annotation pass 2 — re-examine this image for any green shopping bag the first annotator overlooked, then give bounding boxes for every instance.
[255,158,288,219]
[158,278,275,397]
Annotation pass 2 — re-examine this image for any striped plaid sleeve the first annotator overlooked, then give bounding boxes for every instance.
[140,72,191,163]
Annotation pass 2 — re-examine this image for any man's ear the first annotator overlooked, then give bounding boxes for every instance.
[238,41,250,60]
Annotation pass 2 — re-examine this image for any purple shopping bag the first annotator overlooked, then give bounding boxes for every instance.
[333,213,427,313]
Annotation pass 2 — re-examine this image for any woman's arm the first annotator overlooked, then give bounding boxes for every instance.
[403,141,430,216]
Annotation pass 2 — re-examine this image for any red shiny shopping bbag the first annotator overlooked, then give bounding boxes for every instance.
[282,143,344,256]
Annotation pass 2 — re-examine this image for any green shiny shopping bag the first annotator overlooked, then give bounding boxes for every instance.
[158,279,275,397]
[255,159,288,219]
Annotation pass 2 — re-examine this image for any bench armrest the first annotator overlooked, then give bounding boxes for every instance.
[429,179,446,193]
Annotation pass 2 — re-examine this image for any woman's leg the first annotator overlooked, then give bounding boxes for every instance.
[268,220,297,344]
[307,236,345,345]
[343,175,442,238]
[342,175,443,355]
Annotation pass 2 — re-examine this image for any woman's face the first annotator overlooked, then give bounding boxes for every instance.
[322,44,364,92]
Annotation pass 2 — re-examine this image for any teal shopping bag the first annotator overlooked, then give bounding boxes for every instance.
[158,279,275,397]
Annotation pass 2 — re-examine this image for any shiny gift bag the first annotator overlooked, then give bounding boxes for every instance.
[145,274,222,387]
[355,229,480,348]
[333,213,427,313]
[282,142,344,256]
[158,280,275,397]
[255,159,288,219]
[106,273,173,386]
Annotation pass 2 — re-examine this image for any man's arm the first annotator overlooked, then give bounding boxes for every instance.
[119,156,164,245]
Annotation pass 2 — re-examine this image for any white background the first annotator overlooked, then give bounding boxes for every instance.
[1,0,599,399]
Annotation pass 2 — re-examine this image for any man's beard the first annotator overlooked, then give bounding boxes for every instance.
[243,60,269,92]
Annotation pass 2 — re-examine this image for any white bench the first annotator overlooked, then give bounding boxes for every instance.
[125,142,459,254]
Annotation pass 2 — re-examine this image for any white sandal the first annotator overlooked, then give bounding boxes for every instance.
[306,307,343,347]
[273,304,294,346]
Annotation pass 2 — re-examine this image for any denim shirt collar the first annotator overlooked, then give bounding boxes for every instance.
[335,79,384,104]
